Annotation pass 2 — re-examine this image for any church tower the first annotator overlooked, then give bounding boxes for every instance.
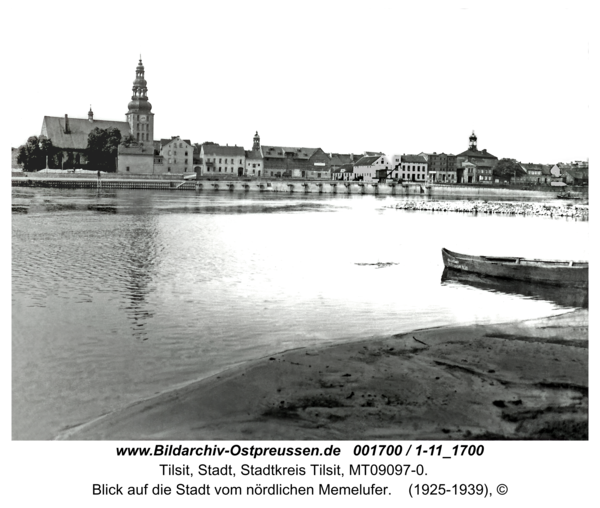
[253,131,260,151]
[126,58,154,145]
[469,130,477,151]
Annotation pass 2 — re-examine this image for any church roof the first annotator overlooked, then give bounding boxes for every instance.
[41,116,130,150]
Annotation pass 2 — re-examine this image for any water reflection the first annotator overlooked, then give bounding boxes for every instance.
[441,267,588,309]
[118,218,160,341]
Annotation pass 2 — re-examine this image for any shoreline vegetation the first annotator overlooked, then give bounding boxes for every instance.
[60,310,588,441]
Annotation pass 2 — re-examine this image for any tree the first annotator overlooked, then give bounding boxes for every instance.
[120,133,137,148]
[86,127,122,171]
[493,158,524,182]
[16,135,58,170]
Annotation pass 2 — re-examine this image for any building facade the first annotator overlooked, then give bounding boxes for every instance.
[154,136,194,173]
[397,155,428,182]
[260,142,331,179]
[244,132,264,176]
[352,155,390,181]
[418,152,457,183]
[200,144,245,176]
[455,131,498,184]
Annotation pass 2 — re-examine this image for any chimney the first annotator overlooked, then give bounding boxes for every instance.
[64,114,70,134]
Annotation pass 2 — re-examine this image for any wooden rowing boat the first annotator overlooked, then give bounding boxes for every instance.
[441,248,588,287]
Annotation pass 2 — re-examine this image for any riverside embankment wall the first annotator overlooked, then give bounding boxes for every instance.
[12,174,573,199]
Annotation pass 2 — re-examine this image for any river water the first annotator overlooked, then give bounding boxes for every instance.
[11,188,589,439]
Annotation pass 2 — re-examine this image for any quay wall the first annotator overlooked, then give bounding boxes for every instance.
[12,175,571,199]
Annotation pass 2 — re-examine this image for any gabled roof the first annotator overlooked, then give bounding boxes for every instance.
[201,145,245,156]
[401,155,427,164]
[520,163,550,173]
[330,153,359,165]
[354,155,381,166]
[41,116,130,150]
[260,146,319,160]
[161,138,192,147]
[245,149,262,160]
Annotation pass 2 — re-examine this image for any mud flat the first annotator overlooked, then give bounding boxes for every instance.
[60,310,588,441]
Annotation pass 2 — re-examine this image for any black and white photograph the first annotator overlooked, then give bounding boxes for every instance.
[6,0,593,504]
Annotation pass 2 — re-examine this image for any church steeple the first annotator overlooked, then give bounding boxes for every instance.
[126,58,154,145]
[253,131,260,151]
[469,130,477,151]
[88,105,94,122]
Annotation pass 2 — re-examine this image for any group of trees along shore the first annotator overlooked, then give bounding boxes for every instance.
[17,127,125,171]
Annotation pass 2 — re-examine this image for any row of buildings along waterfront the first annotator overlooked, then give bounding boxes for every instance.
[17,59,588,186]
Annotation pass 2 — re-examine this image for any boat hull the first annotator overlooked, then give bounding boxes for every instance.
[441,248,588,288]
[441,267,588,308]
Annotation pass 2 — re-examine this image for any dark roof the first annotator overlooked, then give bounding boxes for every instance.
[456,148,497,159]
[260,146,318,160]
[563,168,588,180]
[354,155,381,166]
[245,149,262,159]
[364,151,385,156]
[202,145,245,156]
[118,145,153,154]
[401,155,427,164]
[329,153,358,165]
[520,163,550,173]
[41,116,130,150]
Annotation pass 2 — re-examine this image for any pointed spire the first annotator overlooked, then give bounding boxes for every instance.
[88,105,94,122]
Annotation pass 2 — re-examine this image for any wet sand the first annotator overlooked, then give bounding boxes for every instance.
[61,310,588,440]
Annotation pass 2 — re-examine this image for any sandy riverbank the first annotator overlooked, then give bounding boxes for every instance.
[61,310,588,441]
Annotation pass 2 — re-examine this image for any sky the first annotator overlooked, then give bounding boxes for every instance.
[4,0,591,164]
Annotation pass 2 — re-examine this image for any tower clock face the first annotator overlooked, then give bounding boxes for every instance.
[140,115,147,122]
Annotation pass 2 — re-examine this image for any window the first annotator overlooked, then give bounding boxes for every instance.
[179,143,183,148]
[168,150,171,156]
[219,167,221,172]
[252,163,256,168]
[219,158,222,163]
[185,151,188,156]
[185,159,188,164]
[168,158,172,163]
[168,167,171,172]
[126,166,130,172]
